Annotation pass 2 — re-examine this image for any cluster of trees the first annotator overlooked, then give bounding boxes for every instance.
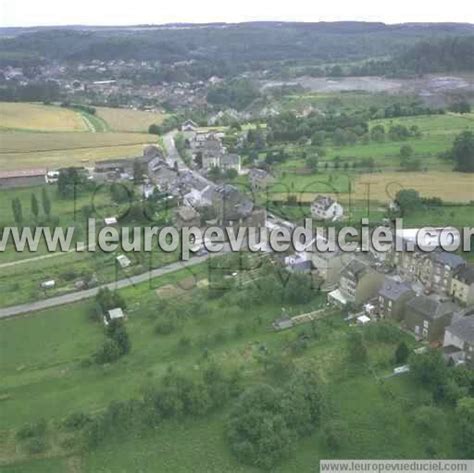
[2,25,473,79]
[0,80,61,102]
[57,167,91,199]
[16,419,49,455]
[84,364,241,448]
[450,131,474,173]
[266,111,368,145]
[93,319,130,364]
[226,368,325,469]
[409,350,474,458]
[10,189,52,225]
[217,263,317,308]
[60,102,96,115]
[207,79,261,111]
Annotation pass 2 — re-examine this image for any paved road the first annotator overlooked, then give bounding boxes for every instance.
[0,251,228,319]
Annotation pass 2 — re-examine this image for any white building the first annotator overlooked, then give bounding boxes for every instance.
[310,195,343,221]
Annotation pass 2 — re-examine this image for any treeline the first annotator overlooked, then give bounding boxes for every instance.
[81,364,242,448]
[60,102,96,115]
[0,80,61,102]
[207,79,261,111]
[1,24,473,79]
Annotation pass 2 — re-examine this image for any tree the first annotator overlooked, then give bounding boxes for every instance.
[394,341,410,364]
[451,131,474,172]
[226,384,293,469]
[395,189,421,215]
[306,155,319,172]
[346,331,367,364]
[410,349,448,389]
[225,168,238,181]
[322,420,349,453]
[11,198,23,225]
[449,100,471,114]
[370,125,385,143]
[41,187,51,217]
[456,397,474,458]
[31,193,39,219]
[399,144,413,159]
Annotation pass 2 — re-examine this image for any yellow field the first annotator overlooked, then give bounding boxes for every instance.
[95,107,166,132]
[0,102,87,132]
[270,172,474,204]
[352,171,474,203]
[0,131,158,170]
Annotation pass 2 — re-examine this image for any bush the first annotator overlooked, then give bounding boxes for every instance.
[16,420,47,440]
[155,319,176,335]
[62,411,92,431]
[23,437,48,454]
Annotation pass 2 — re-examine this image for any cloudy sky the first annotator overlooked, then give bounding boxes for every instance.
[1,0,473,27]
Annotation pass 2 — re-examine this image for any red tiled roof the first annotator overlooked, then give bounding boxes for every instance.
[0,169,47,179]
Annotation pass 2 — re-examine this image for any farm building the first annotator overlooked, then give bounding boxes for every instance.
[0,169,47,188]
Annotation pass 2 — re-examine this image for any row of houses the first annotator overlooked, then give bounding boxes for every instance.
[184,127,242,174]
[284,226,474,368]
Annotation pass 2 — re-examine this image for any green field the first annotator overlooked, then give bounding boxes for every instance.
[0,263,458,472]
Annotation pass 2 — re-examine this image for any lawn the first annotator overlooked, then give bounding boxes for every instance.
[0,103,87,133]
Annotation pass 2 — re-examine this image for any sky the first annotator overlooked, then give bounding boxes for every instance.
[0,0,473,27]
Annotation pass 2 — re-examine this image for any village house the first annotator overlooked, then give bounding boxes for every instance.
[248,168,276,191]
[328,258,383,308]
[310,195,344,221]
[284,253,313,273]
[94,158,134,181]
[183,185,214,210]
[403,294,458,343]
[211,184,266,229]
[418,251,465,295]
[377,277,415,321]
[0,169,47,188]
[181,119,198,132]
[443,315,474,368]
[451,264,474,306]
[220,153,242,174]
[310,247,346,290]
[174,206,201,229]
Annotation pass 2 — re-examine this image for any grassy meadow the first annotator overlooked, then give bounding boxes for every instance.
[95,107,166,133]
[0,102,160,170]
[0,263,457,473]
[0,103,88,132]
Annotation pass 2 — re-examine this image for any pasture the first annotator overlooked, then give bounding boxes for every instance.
[95,107,166,132]
[0,102,87,132]
[0,265,452,473]
[0,131,157,170]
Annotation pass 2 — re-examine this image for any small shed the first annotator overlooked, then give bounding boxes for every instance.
[40,280,55,289]
[104,307,125,325]
[104,217,118,225]
[116,255,131,269]
[356,315,371,325]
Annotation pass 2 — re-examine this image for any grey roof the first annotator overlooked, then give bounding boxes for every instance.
[176,206,200,222]
[454,264,474,285]
[446,316,474,344]
[379,278,413,301]
[406,295,457,320]
[432,251,465,270]
[343,259,369,281]
[313,195,337,211]
[221,153,241,166]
